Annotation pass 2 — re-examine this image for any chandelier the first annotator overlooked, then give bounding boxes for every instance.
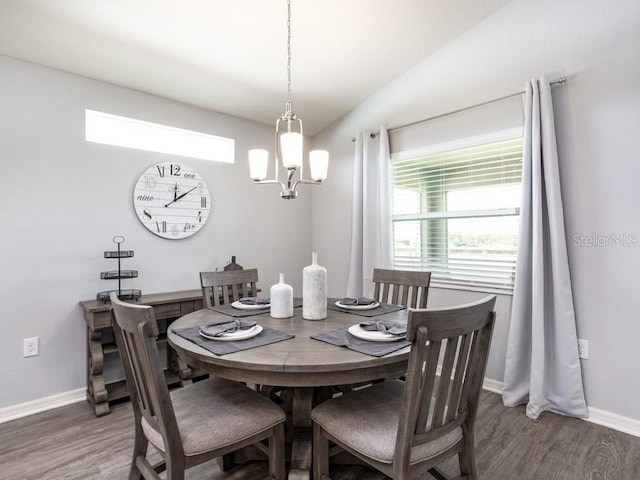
[248,0,328,199]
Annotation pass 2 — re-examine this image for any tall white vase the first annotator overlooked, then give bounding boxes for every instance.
[303,252,327,320]
[270,273,293,318]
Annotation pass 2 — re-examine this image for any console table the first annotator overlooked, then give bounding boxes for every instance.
[80,289,204,416]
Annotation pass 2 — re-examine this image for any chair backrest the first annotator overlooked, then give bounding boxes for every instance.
[373,268,431,308]
[394,295,496,476]
[110,292,183,458]
[200,268,259,308]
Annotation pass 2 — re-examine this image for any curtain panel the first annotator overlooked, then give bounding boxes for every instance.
[502,77,587,419]
[346,126,392,297]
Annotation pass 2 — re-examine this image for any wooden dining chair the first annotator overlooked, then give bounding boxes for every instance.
[311,295,496,480]
[200,268,259,308]
[110,292,286,480]
[373,268,431,308]
[201,268,280,398]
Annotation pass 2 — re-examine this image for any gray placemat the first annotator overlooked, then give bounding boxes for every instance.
[171,325,295,356]
[209,298,304,318]
[310,327,410,357]
[326,298,407,317]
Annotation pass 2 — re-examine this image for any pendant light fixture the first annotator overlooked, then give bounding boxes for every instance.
[248,0,329,199]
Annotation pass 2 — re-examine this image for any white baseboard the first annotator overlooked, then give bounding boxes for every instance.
[482,377,505,395]
[3,382,640,438]
[0,388,85,424]
[482,378,640,438]
[585,406,640,438]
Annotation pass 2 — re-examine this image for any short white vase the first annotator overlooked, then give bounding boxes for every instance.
[270,273,293,318]
[303,252,327,320]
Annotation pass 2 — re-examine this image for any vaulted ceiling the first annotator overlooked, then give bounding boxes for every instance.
[0,0,510,135]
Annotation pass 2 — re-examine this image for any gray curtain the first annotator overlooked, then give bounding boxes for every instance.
[502,78,588,419]
[346,126,392,297]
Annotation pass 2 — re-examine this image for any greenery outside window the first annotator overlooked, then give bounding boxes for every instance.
[391,132,523,293]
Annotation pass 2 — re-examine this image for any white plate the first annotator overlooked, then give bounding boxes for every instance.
[199,325,263,341]
[347,324,405,342]
[335,300,380,311]
[231,300,270,310]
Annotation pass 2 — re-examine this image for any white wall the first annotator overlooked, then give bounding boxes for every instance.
[0,55,313,408]
[312,0,640,421]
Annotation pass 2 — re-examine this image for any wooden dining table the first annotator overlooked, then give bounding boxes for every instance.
[167,301,410,480]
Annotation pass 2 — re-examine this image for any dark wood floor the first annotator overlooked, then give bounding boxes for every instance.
[1,390,639,480]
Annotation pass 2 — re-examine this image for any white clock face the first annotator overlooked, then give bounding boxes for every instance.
[133,162,211,239]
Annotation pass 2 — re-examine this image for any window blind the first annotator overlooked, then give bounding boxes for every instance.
[391,136,523,293]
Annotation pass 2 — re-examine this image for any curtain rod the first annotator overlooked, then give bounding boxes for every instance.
[352,76,567,141]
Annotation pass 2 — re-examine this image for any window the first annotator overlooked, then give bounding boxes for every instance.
[391,132,523,293]
[85,110,234,163]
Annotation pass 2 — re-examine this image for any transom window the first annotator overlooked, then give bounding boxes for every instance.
[391,134,523,293]
[85,109,235,163]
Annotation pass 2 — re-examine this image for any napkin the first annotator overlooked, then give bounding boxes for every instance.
[200,319,257,337]
[339,297,377,306]
[238,297,270,305]
[359,320,407,336]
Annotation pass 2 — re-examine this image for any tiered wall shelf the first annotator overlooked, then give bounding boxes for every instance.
[97,236,141,303]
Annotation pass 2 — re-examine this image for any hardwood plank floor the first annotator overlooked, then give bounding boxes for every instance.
[1,391,639,479]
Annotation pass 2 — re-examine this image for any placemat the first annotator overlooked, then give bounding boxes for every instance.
[326,298,407,317]
[208,298,303,318]
[311,327,410,357]
[171,325,295,356]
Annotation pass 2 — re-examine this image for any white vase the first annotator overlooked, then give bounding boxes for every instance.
[270,273,293,319]
[303,252,327,320]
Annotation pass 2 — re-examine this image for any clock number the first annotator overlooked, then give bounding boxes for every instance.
[156,165,165,177]
[144,175,157,189]
[170,164,181,176]
[201,197,207,208]
[143,209,152,220]
[171,224,180,236]
[156,220,167,233]
[197,211,202,223]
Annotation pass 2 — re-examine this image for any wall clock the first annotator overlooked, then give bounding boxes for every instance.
[133,162,211,239]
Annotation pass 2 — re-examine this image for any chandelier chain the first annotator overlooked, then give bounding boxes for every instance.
[286,0,292,107]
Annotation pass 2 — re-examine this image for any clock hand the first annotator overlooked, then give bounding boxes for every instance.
[172,182,178,201]
[164,186,197,207]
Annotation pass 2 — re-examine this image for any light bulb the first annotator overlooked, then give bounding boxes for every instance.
[309,150,329,181]
[248,149,269,180]
[280,132,303,169]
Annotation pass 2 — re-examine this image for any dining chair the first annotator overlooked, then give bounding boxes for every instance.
[200,268,259,308]
[373,268,431,308]
[110,292,286,480]
[201,268,282,399]
[311,295,496,480]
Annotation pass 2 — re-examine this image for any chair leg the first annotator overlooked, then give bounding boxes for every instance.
[269,423,286,480]
[312,423,330,480]
[129,423,148,480]
[458,434,478,480]
[165,455,185,480]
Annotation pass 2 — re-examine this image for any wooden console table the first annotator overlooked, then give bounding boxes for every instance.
[80,289,204,416]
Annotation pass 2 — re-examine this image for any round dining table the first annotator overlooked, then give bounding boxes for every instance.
[167,302,410,480]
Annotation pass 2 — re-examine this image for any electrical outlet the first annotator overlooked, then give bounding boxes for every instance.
[577,339,588,359]
[23,337,39,357]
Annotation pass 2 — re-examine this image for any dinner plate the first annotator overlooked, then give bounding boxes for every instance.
[335,300,380,311]
[199,324,263,341]
[347,324,405,342]
[231,300,270,310]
